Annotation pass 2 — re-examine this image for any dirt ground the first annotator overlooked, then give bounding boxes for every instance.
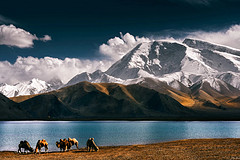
[1,138,240,160]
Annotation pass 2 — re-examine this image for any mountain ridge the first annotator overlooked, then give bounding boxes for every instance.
[3,80,240,120]
[8,81,193,120]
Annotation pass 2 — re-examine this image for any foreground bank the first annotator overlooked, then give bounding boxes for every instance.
[1,138,240,160]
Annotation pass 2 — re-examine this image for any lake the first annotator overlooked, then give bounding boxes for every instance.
[0,121,240,151]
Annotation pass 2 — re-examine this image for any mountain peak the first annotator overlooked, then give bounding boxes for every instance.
[106,41,187,80]
[0,78,55,97]
[47,78,63,90]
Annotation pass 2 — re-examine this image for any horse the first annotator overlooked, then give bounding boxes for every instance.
[35,139,48,154]
[18,140,34,153]
[86,138,99,152]
[56,139,72,152]
[68,138,79,149]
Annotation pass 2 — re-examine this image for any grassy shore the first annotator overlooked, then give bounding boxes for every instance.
[1,138,240,160]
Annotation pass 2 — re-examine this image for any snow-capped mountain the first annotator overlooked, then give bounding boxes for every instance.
[2,38,240,98]
[67,38,240,93]
[0,78,63,97]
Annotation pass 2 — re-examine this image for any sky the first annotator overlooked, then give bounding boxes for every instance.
[1,0,240,84]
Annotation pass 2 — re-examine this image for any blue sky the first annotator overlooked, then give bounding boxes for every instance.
[1,0,240,84]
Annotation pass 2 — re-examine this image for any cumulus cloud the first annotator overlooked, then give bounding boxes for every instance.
[99,32,151,61]
[0,56,112,85]
[188,24,240,49]
[0,24,51,48]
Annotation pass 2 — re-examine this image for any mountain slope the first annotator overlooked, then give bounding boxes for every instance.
[20,94,73,119]
[0,93,27,120]
[15,81,192,120]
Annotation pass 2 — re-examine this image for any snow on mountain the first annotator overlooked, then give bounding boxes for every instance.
[65,70,123,86]
[67,38,240,93]
[106,41,187,79]
[3,38,240,97]
[0,78,62,97]
[47,78,64,90]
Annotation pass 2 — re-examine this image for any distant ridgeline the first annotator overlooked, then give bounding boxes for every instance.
[1,38,240,120]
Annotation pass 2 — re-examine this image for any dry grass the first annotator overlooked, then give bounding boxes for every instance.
[167,90,195,107]
[1,138,240,160]
[10,94,39,103]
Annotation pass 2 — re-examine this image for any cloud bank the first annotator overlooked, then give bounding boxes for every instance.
[0,56,112,84]
[0,24,51,48]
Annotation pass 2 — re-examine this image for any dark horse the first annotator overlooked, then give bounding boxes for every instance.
[18,140,34,153]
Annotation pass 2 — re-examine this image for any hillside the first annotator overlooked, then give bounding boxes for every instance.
[5,80,240,120]
[8,81,193,120]
[0,93,27,120]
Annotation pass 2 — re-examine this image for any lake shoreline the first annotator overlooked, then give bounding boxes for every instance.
[2,116,240,121]
[1,138,240,160]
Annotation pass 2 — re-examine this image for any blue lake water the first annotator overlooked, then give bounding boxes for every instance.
[0,121,240,151]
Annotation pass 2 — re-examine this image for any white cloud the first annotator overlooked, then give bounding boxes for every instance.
[99,32,151,61]
[40,35,52,42]
[0,56,112,85]
[0,24,51,48]
[188,24,240,49]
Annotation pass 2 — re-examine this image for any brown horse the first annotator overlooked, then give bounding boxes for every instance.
[35,139,48,154]
[18,140,34,153]
[86,138,99,152]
